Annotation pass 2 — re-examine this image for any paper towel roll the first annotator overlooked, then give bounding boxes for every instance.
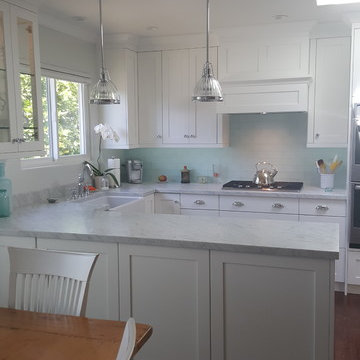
[107,158,121,187]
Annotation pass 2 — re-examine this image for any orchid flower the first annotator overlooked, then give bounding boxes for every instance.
[94,123,120,142]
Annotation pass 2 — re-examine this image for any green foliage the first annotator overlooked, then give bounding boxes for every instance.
[84,161,119,187]
[20,73,37,142]
[56,79,81,156]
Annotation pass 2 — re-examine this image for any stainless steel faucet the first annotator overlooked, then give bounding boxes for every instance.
[76,162,95,198]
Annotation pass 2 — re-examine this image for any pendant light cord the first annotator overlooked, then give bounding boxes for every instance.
[206,0,209,64]
[99,0,105,80]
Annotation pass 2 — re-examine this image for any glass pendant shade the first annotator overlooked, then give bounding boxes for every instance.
[192,0,223,103]
[89,0,120,105]
[90,68,120,105]
[192,62,223,102]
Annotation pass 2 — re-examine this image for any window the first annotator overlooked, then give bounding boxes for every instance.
[23,71,89,164]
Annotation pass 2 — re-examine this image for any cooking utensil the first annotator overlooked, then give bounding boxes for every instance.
[253,161,278,186]
[317,159,326,174]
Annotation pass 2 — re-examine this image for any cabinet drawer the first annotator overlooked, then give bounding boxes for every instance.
[347,250,360,285]
[220,196,298,214]
[181,194,219,210]
[299,199,346,216]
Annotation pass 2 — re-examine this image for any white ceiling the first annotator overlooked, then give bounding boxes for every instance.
[30,0,360,37]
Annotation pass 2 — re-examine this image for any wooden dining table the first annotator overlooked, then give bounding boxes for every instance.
[0,307,152,359]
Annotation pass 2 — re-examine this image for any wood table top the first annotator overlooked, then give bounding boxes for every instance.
[0,307,152,360]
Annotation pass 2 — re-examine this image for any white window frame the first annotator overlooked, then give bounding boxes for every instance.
[22,68,91,169]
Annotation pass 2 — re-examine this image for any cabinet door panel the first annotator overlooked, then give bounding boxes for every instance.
[119,244,210,360]
[307,37,350,147]
[138,51,162,146]
[11,5,43,152]
[0,2,17,154]
[162,49,190,144]
[154,193,180,214]
[0,236,35,307]
[211,251,333,360]
[37,238,119,321]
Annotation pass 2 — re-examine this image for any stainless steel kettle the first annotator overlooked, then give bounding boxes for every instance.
[253,161,278,186]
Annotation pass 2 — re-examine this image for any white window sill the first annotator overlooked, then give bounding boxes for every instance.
[21,154,90,170]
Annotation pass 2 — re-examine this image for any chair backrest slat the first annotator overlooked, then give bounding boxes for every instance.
[8,247,99,316]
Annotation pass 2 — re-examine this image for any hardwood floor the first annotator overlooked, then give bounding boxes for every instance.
[335,292,360,360]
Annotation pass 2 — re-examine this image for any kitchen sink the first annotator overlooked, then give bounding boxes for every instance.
[83,195,141,209]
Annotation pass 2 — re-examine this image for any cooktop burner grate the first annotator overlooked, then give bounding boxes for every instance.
[222,181,303,192]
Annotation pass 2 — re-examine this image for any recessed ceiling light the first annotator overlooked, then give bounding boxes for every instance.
[317,0,360,5]
[147,26,159,32]
[273,14,288,20]
[72,16,87,22]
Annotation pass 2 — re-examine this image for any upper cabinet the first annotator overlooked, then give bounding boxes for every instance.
[217,37,310,114]
[307,37,351,147]
[0,1,43,157]
[100,48,138,149]
[218,37,310,82]
[161,47,228,147]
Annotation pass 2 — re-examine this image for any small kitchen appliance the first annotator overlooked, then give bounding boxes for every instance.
[253,161,278,186]
[222,180,303,192]
[126,160,143,184]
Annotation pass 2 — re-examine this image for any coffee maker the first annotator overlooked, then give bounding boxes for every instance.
[126,160,143,183]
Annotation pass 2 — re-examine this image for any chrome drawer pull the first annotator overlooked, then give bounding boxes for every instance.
[272,203,284,209]
[194,200,205,205]
[232,201,244,207]
[355,185,360,191]
[316,205,329,211]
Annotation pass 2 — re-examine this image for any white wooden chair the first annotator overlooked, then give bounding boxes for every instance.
[116,317,136,360]
[8,247,99,316]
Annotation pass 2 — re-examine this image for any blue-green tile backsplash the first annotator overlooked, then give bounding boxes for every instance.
[103,113,348,188]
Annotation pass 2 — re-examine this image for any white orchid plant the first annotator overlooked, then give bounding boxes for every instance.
[84,123,120,187]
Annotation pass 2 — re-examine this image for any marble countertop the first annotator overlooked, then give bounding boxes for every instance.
[109,182,347,200]
[0,193,339,260]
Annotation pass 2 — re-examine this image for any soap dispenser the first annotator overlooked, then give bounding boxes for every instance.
[0,162,11,217]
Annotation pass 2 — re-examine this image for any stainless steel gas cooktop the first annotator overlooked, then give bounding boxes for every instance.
[222,181,303,192]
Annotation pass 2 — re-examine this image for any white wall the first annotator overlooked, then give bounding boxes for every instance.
[6,25,98,195]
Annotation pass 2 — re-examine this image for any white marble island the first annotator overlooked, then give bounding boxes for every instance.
[0,200,338,360]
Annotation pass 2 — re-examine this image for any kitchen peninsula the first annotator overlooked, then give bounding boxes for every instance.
[0,191,339,360]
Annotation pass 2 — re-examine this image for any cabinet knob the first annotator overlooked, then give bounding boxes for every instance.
[315,205,329,211]
[174,200,179,204]
[190,134,196,138]
[232,201,244,207]
[194,200,205,205]
[315,133,320,139]
[272,203,284,209]
[184,134,190,138]
[157,135,162,139]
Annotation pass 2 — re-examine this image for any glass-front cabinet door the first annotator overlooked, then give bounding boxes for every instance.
[0,1,17,154]
[10,5,43,153]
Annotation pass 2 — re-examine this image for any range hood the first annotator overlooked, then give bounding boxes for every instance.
[216,78,311,114]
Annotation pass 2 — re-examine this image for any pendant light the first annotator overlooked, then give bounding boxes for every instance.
[89,0,120,104]
[192,0,223,102]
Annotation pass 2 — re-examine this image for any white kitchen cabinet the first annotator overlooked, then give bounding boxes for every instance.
[162,47,228,147]
[218,37,310,82]
[307,37,351,147]
[118,244,210,360]
[300,215,346,283]
[138,51,163,146]
[144,193,155,214]
[211,250,334,360]
[0,1,43,157]
[180,193,219,210]
[100,48,138,149]
[220,195,299,214]
[180,209,219,216]
[347,250,360,285]
[0,235,35,307]
[37,238,119,321]
[154,193,180,214]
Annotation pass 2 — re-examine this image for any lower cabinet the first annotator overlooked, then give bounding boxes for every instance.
[37,238,119,321]
[118,244,210,360]
[154,193,180,214]
[299,215,346,283]
[0,235,35,307]
[211,250,334,360]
